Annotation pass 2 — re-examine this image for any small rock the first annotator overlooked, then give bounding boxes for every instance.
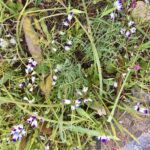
[132,1,150,25]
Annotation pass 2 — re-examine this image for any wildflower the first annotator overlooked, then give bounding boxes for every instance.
[114,0,123,11]
[31,76,36,83]
[75,99,82,107]
[52,47,57,52]
[113,82,118,88]
[71,105,76,110]
[110,12,117,20]
[133,64,141,71]
[63,19,69,27]
[125,30,131,37]
[27,116,38,127]
[11,124,26,142]
[19,82,26,89]
[128,21,135,27]
[65,40,72,51]
[0,38,8,48]
[52,75,58,81]
[76,90,83,96]
[139,107,148,114]
[52,75,58,86]
[82,86,88,93]
[84,98,93,103]
[68,12,73,22]
[62,99,71,105]
[134,104,140,111]
[120,28,126,35]
[130,27,136,33]
[97,135,110,143]
[45,145,50,150]
[10,37,16,45]
[54,64,62,73]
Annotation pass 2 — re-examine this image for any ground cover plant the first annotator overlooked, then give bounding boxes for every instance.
[0,0,150,149]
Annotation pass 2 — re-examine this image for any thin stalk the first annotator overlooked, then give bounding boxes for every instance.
[81,0,103,97]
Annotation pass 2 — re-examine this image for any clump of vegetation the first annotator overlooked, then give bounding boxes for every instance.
[0,0,149,149]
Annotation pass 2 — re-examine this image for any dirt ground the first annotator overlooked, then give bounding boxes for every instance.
[100,90,150,150]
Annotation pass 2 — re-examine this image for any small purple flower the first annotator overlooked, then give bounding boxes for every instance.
[125,30,131,37]
[133,64,141,71]
[114,0,123,11]
[139,107,148,114]
[27,116,38,127]
[65,40,72,51]
[62,99,71,105]
[63,19,69,27]
[128,21,135,27]
[31,119,38,127]
[68,11,73,22]
[84,98,93,103]
[97,135,110,143]
[110,12,118,20]
[11,124,26,142]
[75,99,82,104]
[130,27,136,33]
[19,82,26,89]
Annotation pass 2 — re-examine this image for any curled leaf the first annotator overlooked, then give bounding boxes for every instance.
[23,17,42,63]
[40,74,52,97]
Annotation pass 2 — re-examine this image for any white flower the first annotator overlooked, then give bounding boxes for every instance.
[139,107,148,114]
[76,90,83,96]
[68,12,73,22]
[52,81,56,86]
[62,99,71,104]
[45,145,50,150]
[31,76,36,83]
[63,19,69,27]
[128,21,135,27]
[10,37,16,45]
[52,75,58,81]
[130,27,136,33]
[120,28,126,35]
[31,119,38,127]
[71,105,76,110]
[23,97,29,101]
[113,82,118,88]
[52,47,57,52]
[125,30,131,37]
[75,99,82,104]
[0,38,8,48]
[110,12,117,20]
[84,98,93,103]
[82,87,88,93]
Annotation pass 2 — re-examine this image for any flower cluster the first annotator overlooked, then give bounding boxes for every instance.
[27,115,38,127]
[0,35,16,49]
[134,102,148,114]
[120,20,136,38]
[11,124,26,142]
[114,0,123,11]
[110,12,118,21]
[27,115,44,128]
[97,135,110,143]
[19,58,38,94]
[63,11,73,27]
[64,40,72,51]
[62,87,93,110]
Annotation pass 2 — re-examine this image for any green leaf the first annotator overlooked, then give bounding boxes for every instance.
[76,108,94,122]
[71,9,85,14]
[101,7,116,18]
